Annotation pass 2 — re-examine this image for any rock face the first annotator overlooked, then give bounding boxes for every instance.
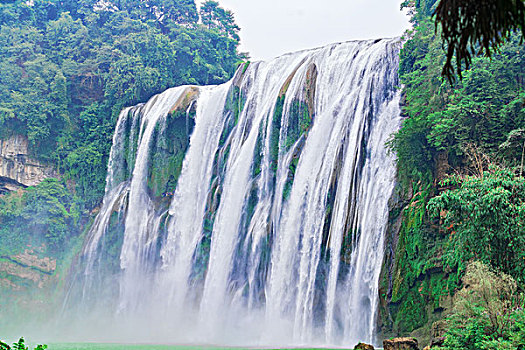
[0,248,57,290]
[354,342,375,350]
[0,135,56,193]
[383,337,419,350]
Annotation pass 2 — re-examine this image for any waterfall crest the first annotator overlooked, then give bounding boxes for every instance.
[76,38,402,346]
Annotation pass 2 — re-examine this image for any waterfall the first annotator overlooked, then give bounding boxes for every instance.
[77,38,402,346]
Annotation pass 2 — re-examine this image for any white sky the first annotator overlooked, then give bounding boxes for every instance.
[197,0,411,61]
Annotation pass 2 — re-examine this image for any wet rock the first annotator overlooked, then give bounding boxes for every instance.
[354,342,374,350]
[0,248,57,289]
[12,249,56,273]
[169,86,199,115]
[0,260,41,283]
[383,337,419,350]
[0,277,21,290]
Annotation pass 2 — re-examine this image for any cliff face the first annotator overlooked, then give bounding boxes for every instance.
[379,151,457,346]
[0,135,57,193]
[0,245,60,332]
[0,247,57,290]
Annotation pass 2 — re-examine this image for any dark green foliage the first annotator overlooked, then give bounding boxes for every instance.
[147,110,194,197]
[284,100,311,152]
[11,338,26,350]
[0,340,10,350]
[435,0,525,82]
[200,0,240,41]
[393,21,525,182]
[282,156,299,202]
[0,0,243,206]
[386,183,459,334]
[440,262,524,350]
[427,38,525,162]
[10,337,46,350]
[0,338,46,350]
[428,167,525,284]
[387,0,525,338]
[252,132,263,178]
[401,0,438,25]
[394,290,427,332]
[269,96,312,176]
[269,95,285,173]
[0,178,82,256]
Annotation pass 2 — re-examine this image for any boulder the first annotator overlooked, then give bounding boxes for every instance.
[383,337,419,350]
[354,342,374,350]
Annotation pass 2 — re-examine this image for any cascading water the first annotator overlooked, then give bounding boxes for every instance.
[76,38,402,347]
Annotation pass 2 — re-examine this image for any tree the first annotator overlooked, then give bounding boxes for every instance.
[428,166,525,283]
[441,262,524,350]
[200,0,240,41]
[11,338,27,350]
[0,338,46,350]
[0,340,10,350]
[0,0,243,205]
[435,0,525,82]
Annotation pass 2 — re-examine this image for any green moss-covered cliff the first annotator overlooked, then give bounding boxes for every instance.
[380,0,525,347]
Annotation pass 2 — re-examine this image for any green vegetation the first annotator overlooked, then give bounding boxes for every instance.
[1,337,46,350]
[393,22,524,182]
[428,166,525,284]
[0,0,244,325]
[147,108,195,197]
[435,0,525,82]
[439,262,525,350]
[0,0,243,206]
[0,178,82,256]
[384,0,525,344]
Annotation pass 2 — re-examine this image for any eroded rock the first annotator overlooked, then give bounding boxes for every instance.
[383,337,419,350]
[0,135,57,192]
[354,342,374,350]
[11,249,56,273]
[0,260,42,283]
[0,248,57,289]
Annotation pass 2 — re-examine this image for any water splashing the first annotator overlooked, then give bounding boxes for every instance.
[75,38,402,347]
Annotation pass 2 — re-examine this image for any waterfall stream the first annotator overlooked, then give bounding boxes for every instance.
[77,38,402,347]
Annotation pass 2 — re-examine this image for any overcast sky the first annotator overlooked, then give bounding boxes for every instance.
[197,0,411,61]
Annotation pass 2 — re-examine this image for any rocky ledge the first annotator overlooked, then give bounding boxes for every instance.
[383,337,419,350]
[0,135,56,193]
[0,248,57,290]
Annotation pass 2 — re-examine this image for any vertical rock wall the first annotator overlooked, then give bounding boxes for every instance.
[0,135,57,193]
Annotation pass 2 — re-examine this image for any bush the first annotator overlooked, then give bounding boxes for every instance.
[440,262,525,350]
[0,178,82,255]
[428,166,525,283]
[1,337,47,350]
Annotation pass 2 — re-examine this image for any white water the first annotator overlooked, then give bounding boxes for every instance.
[78,38,402,347]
